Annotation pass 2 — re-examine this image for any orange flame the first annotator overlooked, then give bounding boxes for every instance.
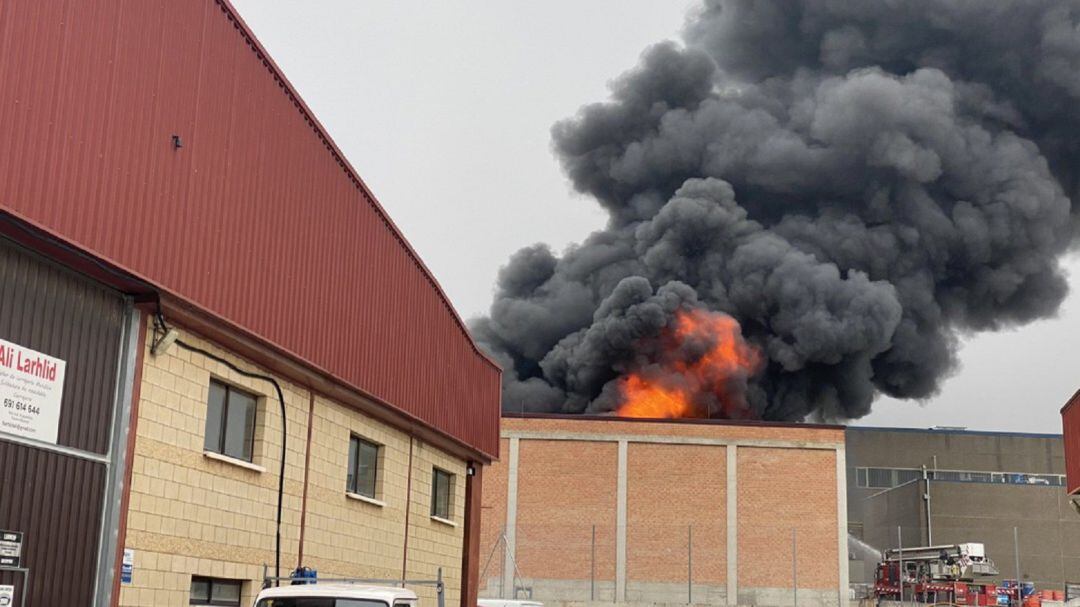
[616,308,761,419]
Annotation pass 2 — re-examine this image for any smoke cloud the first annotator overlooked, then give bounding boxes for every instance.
[472,0,1078,421]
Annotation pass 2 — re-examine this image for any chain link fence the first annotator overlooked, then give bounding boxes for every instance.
[480,521,842,607]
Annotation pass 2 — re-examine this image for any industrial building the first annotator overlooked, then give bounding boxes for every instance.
[0,1,500,606]
[480,415,849,607]
[1064,391,1080,498]
[845,427,1080,592]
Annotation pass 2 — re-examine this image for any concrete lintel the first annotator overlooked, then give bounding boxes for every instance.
[500,430,842,451]
[727,445,738,606]
[616,439,628,603]
[502,437,520,598]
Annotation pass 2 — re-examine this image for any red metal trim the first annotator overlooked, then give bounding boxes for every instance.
[297,391,316,568]
[401,437,415,580]
[1062,389,1080,495]
[110,312,148,607]
[0,2,502,456]
[1,208,497,462]
[460,464,483,607]
[212,0,500,371]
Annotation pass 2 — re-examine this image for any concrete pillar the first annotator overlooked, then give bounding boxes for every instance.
[502,437,520,598]
[836,447,849,607]
[616,439,628,602]
[727,445,738,606]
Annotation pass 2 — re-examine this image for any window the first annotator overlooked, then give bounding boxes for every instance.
[856,467,868,488]
[190,577,242,606]
[347,435,380,498]
[858,467,922,489]
[204,379,258,462]
[431,467,453,520]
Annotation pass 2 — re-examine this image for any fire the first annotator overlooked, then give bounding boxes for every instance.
[615,308,761,419]
[617,375,694,419]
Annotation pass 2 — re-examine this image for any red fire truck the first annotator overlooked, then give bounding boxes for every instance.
[875,543,1000,606]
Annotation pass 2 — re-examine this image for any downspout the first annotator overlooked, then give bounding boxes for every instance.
[402,436,415,580]
[298,392,316,568]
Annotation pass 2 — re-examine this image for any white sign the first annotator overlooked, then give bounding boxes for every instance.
[0,585,13,607]
[0,338,66,444]
[121,548,134,584]
[0,530,21,568]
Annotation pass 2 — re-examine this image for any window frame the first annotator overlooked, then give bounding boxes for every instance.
[204,379,259,463]
[430,467,454,521]
[190,576,243,606]
[347,434,381,499]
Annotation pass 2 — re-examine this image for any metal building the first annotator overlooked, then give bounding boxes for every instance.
[845,427,1079,593]
[0,1,501,605]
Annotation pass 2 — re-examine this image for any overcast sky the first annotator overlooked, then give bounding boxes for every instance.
[230,0,1078,434]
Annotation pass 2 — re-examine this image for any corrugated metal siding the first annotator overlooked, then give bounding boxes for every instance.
[0,241,126,454]
[0,440,107,606]
[0,0,500,456]
[1064,394,1080,495]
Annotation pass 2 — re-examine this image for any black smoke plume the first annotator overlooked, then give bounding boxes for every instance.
[471,0,1078,421]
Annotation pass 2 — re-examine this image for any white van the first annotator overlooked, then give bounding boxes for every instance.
[254,584,420,607]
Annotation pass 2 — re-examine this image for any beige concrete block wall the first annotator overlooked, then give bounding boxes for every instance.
[120,327,310,606]
[119,322,472,606]
[301,396,412,579]
[406,441,467,607]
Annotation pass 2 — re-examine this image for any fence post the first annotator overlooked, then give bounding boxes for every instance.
[897,526,904,606]
[499,527,506,599]
[688,525,693,605]
[1014,526,1021,606]
[437,567,445,607]
[792,528,798,607]
[591,525,596,602]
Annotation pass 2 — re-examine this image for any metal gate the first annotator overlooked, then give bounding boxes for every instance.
[0,238,138,606]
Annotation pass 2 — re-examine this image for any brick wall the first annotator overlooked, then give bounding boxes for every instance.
[481,416,845,607]
[516,440,618,582]
[479,438,510,583]
[626,443,727,585]
[118,320,469,606]
[737,447,838,590]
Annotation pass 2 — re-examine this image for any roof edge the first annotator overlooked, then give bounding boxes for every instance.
[849,425,1063,439]
[501,411,846,431]
[214,0,501,372]
[1061,387,1080,414]
[0,206,497,462]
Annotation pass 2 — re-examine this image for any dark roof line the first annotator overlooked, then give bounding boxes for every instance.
[501,411,846,430]
[849,425,1062,439]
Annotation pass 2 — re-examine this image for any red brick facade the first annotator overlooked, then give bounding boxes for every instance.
[480,416,847,607]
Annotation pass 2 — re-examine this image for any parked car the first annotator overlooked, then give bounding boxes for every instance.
[254,583,419,607]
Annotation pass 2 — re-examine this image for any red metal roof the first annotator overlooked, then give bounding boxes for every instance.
[1063,390,1080,495]
[0,0,501,457]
